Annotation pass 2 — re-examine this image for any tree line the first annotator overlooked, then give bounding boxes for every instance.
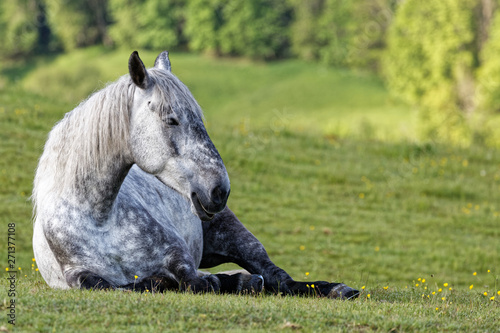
[2,0,500,145]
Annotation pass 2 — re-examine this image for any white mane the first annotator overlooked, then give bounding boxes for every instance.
[32,75,134,217]
[32,68,203,219]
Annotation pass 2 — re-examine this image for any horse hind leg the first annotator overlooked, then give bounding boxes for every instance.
[65,270,115,290]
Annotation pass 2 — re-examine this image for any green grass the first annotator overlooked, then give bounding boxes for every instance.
[1,48,499,332]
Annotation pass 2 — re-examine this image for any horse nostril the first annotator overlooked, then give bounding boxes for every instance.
[211,185,229,206]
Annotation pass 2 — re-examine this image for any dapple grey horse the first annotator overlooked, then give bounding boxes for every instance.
[32,51,359,299]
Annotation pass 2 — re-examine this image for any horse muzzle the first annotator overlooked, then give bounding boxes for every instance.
[191,184,230,221]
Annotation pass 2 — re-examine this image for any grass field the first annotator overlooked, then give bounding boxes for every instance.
[1,48,499,332]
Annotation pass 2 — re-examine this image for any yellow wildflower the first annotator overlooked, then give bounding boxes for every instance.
[305,272,309,276]
[422,279,426,283]
[473,272,477,276]
[443,283,448,287]
[134,275,138,279]
[361,286,365,290]
[367,294,371,298]
[470,285,474,290]
[490,296,495,301]
[483,292,488,296]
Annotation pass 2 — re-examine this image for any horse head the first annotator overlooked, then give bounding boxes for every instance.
[127,51,230,221]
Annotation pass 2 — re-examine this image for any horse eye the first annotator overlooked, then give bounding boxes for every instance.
[167,117,179,126]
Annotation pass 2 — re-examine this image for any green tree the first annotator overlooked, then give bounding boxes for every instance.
[109,0,185,50]
[0,0,43,58]
[185,0,292,59]
[46,0,111,51]
[290,0,395,70]
[289,0,324,61]
[184,0,225,54]
[384,0,478,145]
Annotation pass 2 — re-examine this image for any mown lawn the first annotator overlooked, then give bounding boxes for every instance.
[0,49,499,332]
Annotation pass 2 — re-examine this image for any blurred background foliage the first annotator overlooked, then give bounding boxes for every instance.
[1,0,500,146]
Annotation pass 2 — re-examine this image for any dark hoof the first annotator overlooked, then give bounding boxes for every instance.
[241,274,264,294]
[328,283,360,300]
[187,274,221,293]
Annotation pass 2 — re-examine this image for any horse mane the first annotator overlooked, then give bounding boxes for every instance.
[32,68,202,218]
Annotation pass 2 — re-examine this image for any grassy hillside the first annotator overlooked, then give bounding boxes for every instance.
[0,48,499,332]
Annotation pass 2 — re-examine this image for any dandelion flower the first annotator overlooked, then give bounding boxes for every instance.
[441,297,445,301]
[469,285,474,290]
[375,246,380,252]
[418,278,422,282]
[305,272,309,276]
[432,292,436,295]
[473,272,477,276]
[483,292,488,296]
[361,286,365,290]
[422,279,426,283]
[487,269,490,273]
[35,268,38,271]
[18,267,21,270]
[5,268,8,271]
[435,307,439,311]
[299,245,305,251]
[306,284,310,288]
[311,284,315,288]
[438,288,442,292]
[416,284,419,287]
[443,283,448,287]
[134,275,138,279]
[32,258,36,262]
[384,286,388,290]
[498,291,500,296]
[367,294,371,298]
[449,287,452,291]
[359,193,365,199]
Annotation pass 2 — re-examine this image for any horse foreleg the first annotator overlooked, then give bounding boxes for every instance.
[200,207,359,299]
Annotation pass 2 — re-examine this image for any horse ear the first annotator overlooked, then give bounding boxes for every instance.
[154,51,172,72]
[129,51,150,89]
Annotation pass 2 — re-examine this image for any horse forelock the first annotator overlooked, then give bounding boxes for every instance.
[148,68,204,120]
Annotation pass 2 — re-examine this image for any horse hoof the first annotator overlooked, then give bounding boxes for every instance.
[241,274,264,294]
[328,283,360,300]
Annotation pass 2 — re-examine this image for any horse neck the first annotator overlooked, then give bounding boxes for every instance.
[36,81,134,224]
